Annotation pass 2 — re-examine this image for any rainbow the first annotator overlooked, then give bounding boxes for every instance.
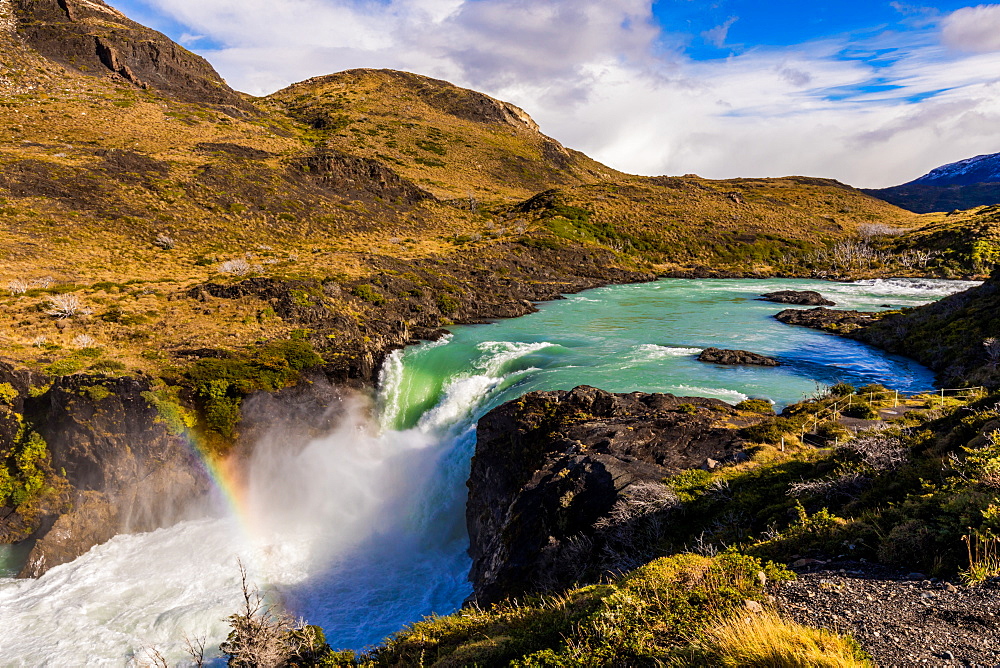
[179,430,260,539]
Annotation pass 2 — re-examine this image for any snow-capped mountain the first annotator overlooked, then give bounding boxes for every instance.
[907,152,1000,187]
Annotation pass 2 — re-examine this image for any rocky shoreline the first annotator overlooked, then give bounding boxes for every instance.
[467,385,753,604]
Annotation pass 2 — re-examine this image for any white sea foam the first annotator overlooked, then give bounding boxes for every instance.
[418,341,554,432]
[853,277,980,295]
[0,387,472,664]
[623,344,701,366]
[671,384,749,404]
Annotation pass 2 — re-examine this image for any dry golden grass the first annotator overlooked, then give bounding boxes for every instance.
[265,68,619,202]
[700,611,873,667]
[0,29,950,376]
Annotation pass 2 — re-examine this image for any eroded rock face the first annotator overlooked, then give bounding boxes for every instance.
[697,347,780,366]
[759,290,835,306]
[466,386,748,605]
[13,0,248,108]
[18,375,209,577]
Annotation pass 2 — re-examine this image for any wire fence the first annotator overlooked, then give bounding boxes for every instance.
[794,385,988,448]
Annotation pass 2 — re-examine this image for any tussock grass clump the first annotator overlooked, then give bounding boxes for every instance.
[360,553,802,666]
[698,611,873,667]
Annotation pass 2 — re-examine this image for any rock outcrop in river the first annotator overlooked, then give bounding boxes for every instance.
[466,386,749,605]
[774,307,880,332]
[759,290,835,306]
[698,347,780,366]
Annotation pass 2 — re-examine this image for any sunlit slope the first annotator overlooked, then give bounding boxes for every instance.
[265,68,619,202]
[513,177,921,270]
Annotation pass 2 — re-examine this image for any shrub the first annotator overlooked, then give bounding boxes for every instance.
[351,284,386,306]
[0,431,51,509]
[222,562,335,666]
[142,389,196,436]
[45,294,91,319]
[44,358,86,376]
[856,383,890,402]
[842,403,879,420]
[0,382,17,405]
[80,385,112,402]
[184,340,323,442]
[219,258,261,276]
[839,433,907,470]
[829,382,854,397]
[743,417,795,444]
[816,421,851,442]
[153,234,175,250]
[736,398,775,414]
[72,334,97,348]
[436,293,460,314]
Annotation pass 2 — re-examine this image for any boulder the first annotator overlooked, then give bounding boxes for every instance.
[774,307,879,333]
[759,290,835,306]
[698,347,780,366]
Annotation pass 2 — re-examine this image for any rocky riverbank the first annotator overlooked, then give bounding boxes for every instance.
[466,385,754,604]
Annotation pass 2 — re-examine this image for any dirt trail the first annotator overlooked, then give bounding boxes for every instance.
[776,560,1000,666]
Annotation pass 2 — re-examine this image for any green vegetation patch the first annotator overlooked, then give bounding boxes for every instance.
[0,382,17,405]
[0,427,64,531]
[183,340,324,443]
[351,284,386,306]
[362,553,792,666]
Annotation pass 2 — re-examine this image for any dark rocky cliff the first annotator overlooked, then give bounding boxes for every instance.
[13,0,248,108]
[13,373,209,577]
[467,386,750,605]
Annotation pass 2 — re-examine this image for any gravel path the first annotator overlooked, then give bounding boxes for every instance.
[775,560,1000,666]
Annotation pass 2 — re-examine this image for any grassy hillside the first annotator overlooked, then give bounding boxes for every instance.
[0,0,993,442]
[266,69,618,202]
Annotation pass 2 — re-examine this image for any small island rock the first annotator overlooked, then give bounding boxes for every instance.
[774,307,878,333]
[759,290,836,306]
[697,347,780,366]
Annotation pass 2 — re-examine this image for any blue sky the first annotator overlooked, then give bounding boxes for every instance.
[655,1,957,54]
[108,0,1000,186]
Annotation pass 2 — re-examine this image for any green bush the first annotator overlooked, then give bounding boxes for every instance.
[43,358,86,376]
[436,293,460,315]
[842,403,879,420]
[0,382,17,405]
[80,385,112,402]
[742,417,795,444]
[736,398,775,414]
[142,388,196,436]
[185,340,323,442]
[0,431,51,509]
[829,382,854,397]
[351,284,386,306]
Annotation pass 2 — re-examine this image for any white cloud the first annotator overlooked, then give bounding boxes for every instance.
[941,4,1000,53]
[701,16,738,49]
[133,0,1000,187]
